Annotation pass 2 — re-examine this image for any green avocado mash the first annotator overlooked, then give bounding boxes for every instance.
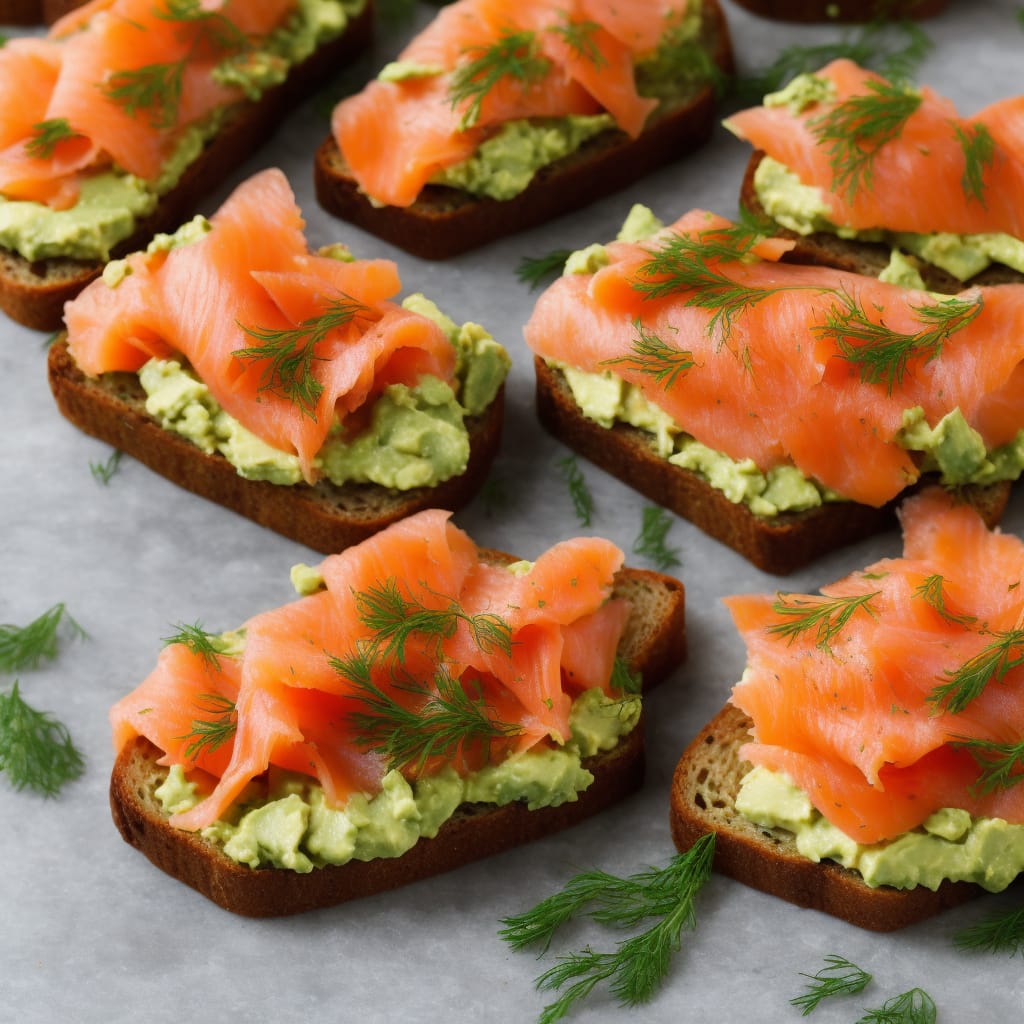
[0,0,365,263]
[156,687,641,871]
[736,766,1024,892]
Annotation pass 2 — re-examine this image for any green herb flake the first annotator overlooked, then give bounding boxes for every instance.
[768,590,879,653]
[855,987,936,1024]
[176,692,237,761]
[791,954,872,1016]
[90,449,123,485]
[558,455,594,527]
[0,603,86,674]
[25,118,81,160]
[516,249,574,290]
[632,506,681,572]
[955,121,996,207]
[954,904,1024,956]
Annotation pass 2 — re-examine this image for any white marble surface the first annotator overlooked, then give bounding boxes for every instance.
[3,2,1024,1021]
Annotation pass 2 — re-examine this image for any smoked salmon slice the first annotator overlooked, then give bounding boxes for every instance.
[728,488,1024,845]
[109,510,634,832]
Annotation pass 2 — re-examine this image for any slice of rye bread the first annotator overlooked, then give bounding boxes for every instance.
[312,0,734,260]
[0,4,374,332]
[534,357,1012,575]
[669,703,981,931]
[48,335,505,553]
[740,151,1024,293]
[110,566,687,917]
[727,0,946,21]
[0,0,87,24]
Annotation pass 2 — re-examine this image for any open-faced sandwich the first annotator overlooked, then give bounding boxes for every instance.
[109,509,687,916]
[0,0,373,330]
[48,168,510,552]
[525,205,1019,573]
[315,0,734,258]
[671,487,1024,931]
[728,59,1024,291]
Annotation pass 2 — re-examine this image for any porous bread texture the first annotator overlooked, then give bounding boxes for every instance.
[534,357,1012,574]
[727,0,947,21]
[669,704,981,931]
[110,567,687,917]
[0,3,374,330]
[313,0,734,259]
[47,336,506,553]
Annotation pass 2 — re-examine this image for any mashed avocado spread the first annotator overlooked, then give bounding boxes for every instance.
[157,686,641,871]
[736,766,1024,892]
[744,73,1024,282]
[553,207,1024,516]
[0,0,365,263]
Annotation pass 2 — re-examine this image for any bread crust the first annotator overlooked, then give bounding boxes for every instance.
[48,336,505,553]
[727,0,947,21]
[740,151,1024,292]
[110,567,687,917]
[534,357,1012,574]
[0,4,374,331]
[313,0,734,259]
[669,704,980,931]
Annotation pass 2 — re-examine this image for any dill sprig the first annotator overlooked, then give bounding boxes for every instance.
[928,627,1024,714]
[448,29,550,130]
[814,289,983,395]
[768,590,879,652]
[954,121,996,207]
[0,681,84,796]
[517,249,573,290]
[549,17,606,69]
[951,735,1024,795]
[177,692,237,761]
[162,621,227,670]
[810,78,922,200]
[90,449,123,485]
[790,954,872,1016]
[609,655,642,695]
[855,987,936,1024]
[233,295,370,417]
[601,318,695,390]
[632,506,680,572]
[500,835,715,1021]
[558,455,594,527]
[912,573,977,627]
[0,603,86,674]
[25,118,81,160]
[954,905,1024,956]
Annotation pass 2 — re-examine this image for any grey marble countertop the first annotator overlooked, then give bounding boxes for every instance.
[3,2,1023,1021]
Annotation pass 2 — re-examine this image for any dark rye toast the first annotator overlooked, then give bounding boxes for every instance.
[0,3,374,331]
[313,0,734,259]
[0,0,87,24]
[110,565,687,917]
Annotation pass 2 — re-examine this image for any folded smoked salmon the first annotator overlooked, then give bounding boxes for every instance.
[0,0,372,329]
[314,0,733,257]
[49,168,509,552]
[671,489,1024,930]
[527,206,1018,571]
[108,509,687,915]
[731,59,1024,290]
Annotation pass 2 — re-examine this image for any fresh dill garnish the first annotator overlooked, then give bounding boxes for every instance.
[516,249,574,290]
[478,473,511,517]
[0,603,86,674]
[855,987,936,1024]
[912,573,977,626]
[768,590,879,652]
[810,79,922,200]
[814,289,983,395]
[954,121,996,207]
[0,681,84,796]
[928,627,1024,714]
[951,735,1024,795]
[609,654,642,695]
[340,661,522,774]
[448,29,550,130]
[954,904,1024,956]
[549,17,606,69]
[233,294,370,416]
[90,449,123,485]
[558,455,594,527]
[500,835,715,1021]
[601,318,695,389]
[161,621,227,670]
[176,692,237,761]
[24,119,81,160]
[790,954,872,1016]
[632,506,681,572]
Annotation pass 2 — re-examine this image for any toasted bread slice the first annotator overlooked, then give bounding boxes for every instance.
[669,704,980,931]
[313,0,733,259]
[534,357,1012,574]
[110,566,687,917]
[47,336,505,553]
[0,4,373,331]
[727,0,946,21]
